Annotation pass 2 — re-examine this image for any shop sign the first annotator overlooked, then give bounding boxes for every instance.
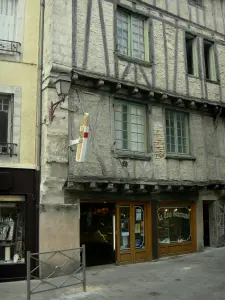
[158,209,190,221]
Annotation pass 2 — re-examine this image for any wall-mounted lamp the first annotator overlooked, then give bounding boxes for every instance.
[50,73,71,122]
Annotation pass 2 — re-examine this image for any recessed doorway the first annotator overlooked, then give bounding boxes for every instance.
[203,202,210,247]
[80,202,115,267]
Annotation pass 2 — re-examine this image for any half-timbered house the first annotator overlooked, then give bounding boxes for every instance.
[40,0,225,272]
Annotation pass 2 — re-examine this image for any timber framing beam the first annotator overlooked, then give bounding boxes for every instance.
[65,177,225,194]
[70,69,225,118]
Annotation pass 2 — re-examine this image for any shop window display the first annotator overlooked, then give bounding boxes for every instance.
[158,206,191,244]
[0,202,25,264]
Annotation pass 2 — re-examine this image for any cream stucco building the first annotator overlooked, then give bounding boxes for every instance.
[0,0,40,281]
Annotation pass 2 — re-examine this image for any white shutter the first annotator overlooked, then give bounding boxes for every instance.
[0,0,17,41]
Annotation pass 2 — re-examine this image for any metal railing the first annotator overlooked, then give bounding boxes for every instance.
[0,143,17,157]
[0,39,21,53]
[26,245,86,300]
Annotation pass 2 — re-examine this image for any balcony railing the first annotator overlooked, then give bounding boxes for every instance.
[0,39,21,54]
[0,143,18,157]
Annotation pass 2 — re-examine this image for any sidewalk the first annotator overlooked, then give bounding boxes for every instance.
[1,247,225,300]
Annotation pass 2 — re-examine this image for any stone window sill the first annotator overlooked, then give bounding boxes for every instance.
[165,154,196,161]
[117,53,152,67]
[188,74,200,80]
[205,79,220,85]
[113,149,151,161]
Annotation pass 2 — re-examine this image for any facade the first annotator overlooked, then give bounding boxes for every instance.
[40,0,225,272]
[0,0,40,280]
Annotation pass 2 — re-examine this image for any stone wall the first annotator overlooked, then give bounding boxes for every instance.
[65,88,225,183]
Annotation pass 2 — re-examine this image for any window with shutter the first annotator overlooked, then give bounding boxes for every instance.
[0,0,17,41]
[0,94,12,154]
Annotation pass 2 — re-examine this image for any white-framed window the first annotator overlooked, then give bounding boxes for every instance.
[114,101,147,152]
[0,0,17,41]
[116,9,149,61]
[185,33,199,77]
[165,110,190,155]
[203,40,217,82]
[0,94,13,154]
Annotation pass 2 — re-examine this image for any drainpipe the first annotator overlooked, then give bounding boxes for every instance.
[35,0,45,257]
[37,0,45,171]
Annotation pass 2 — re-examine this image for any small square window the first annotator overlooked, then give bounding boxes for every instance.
[117,10,149,61]
[114,101,147,152]
[165,110,190,155]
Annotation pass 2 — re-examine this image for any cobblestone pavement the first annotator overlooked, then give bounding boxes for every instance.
[1,247,225,300]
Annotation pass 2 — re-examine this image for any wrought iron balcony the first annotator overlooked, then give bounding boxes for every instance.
[0,39,21,54]
[0,143,17,157]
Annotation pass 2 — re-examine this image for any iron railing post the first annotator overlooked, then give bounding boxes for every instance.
[82,244,86,292]
[27,251,31,300]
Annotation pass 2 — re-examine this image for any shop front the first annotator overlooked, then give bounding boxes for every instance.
[157,202,197,257]
[80,200,152,267]
[0,169,38,281]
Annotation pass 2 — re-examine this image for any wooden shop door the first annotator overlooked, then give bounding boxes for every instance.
[116,203,151,264]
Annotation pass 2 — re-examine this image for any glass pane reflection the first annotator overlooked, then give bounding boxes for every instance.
[135,206,145,249]
[158,206,191,244]
[120,206,130,250]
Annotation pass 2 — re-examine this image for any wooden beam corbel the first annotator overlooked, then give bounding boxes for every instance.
[89,182,101,191]
[123,184,133,193]
[105,183,117,192]
[160,94,171,104]
[96,79,104,88]
[132,87,139,94]
[201,103,208,112]
[136,184,147,193]
[179,186,184,191]
[161,94,168,102]
[71,72,79,81]
[166,185,172,192]
[175,98,184,107]
[148,91,155,101]
[116,83,122,91]
[152,185,159,192]
[189,101,196,109]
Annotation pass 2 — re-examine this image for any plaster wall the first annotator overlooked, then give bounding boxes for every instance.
[0,0,40,168]
[41,0,225,106]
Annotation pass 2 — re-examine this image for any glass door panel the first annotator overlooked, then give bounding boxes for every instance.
[134,205,145,249]
[119,206,130,250]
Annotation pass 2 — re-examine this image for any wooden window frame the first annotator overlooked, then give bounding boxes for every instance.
[0,94,13,146]
[114,100,148,153]
[165,109,190,155]
[203,39,217,82]
[185,33,199,77]
[116,9,149,62]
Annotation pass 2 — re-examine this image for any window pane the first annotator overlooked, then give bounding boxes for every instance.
[165,110,189,155]
[115,103,129,150]
[115,102,146,152]
[117,11,129,56]
[120,206,130,250]
[0,202,25,264]
[131,142,138,151]
[132,17,145,60]
[135,206,145,249]
[158,207,191,244]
